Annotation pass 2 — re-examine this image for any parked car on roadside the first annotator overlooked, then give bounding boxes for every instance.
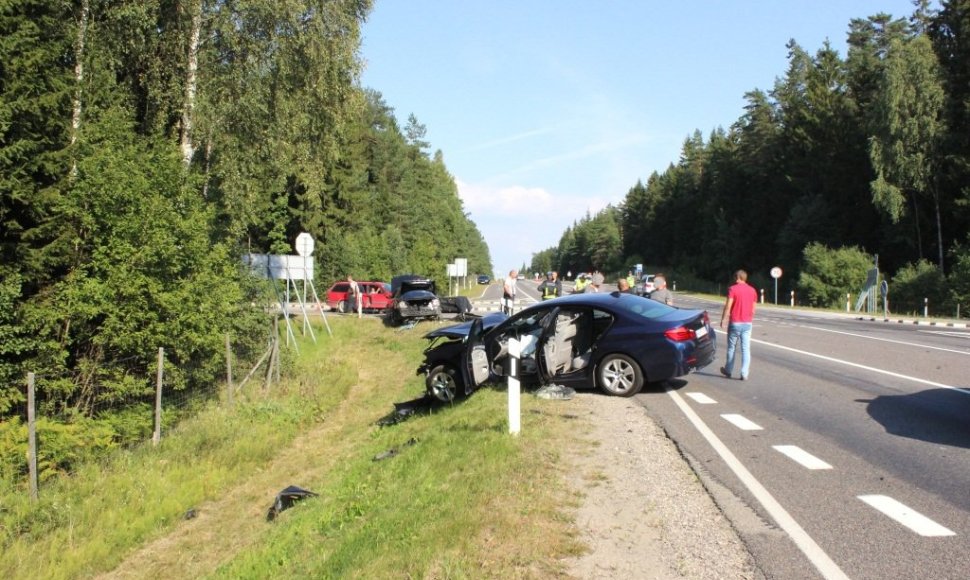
[387,274,441,325]
[416,291,716,402]
[635,274,656,297]
[326,281,393,313]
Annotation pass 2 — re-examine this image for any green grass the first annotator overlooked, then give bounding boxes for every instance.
[0,316,592,579]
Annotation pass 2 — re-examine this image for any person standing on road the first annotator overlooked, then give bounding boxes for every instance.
[616,277,633,293]
[583,272,604,293]
[650,275,674,306]
[573,274,587,293]
[502,269,518,315]
[719,269,757,380]
[346,274,363,318]
[538,271,562,300]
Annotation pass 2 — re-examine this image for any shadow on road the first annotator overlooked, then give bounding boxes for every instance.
[862,388,970,449]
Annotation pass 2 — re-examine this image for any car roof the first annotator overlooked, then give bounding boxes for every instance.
[516,291,698,322]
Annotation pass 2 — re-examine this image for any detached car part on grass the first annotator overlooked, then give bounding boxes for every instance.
[416,292,716,401]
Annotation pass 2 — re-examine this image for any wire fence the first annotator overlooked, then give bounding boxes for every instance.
[12,319,282,502]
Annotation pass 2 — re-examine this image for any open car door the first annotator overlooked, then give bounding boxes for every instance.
[461,317,490,392]
[535,307,561,384]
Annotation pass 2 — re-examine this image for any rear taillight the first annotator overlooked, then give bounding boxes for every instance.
[664,326,696,342]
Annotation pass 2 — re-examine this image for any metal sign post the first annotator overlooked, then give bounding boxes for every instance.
[880,280,889,319]
[770,266,783,304]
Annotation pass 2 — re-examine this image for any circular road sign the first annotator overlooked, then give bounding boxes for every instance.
[295,232,314,257]
[770,266,783,279]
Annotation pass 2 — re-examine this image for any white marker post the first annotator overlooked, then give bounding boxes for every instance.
[507,337,521,435]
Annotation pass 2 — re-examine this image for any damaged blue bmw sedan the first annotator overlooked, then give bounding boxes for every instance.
[417,291,716,402]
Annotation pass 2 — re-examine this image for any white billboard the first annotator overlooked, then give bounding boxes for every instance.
[244,254,314,281]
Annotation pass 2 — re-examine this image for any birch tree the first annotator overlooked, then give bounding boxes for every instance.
[869,34,948,268]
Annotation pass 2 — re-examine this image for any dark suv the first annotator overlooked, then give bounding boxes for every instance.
[388,275,441,325]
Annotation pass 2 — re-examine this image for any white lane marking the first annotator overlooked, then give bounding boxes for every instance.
[721,414,763,431]
[773,445,833,470]
[858,495,956,537]
[686,392,717,404]
[804,325,970,356]
[666,389,850,579]
[920,329,970,339]
[714,329,970,396]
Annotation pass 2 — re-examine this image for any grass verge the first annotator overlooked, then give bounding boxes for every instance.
[1,316,594,579]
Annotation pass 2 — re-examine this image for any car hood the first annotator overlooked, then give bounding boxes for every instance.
[422,312,509,339]
[391,274,436,296]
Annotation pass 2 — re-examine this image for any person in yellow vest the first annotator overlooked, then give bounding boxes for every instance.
[626,271,636,289]
[573,274,587,293]
[538,271,562,300]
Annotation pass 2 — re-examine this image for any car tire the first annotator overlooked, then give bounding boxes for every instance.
[596,354,644,397]
[426,364,466,402]
[337,300,348,313]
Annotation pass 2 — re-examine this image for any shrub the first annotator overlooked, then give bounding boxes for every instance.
[797,243,873,308]
[889,260,948,316]
[0,416,117,485]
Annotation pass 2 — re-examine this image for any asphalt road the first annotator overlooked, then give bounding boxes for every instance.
[635,294,970,580]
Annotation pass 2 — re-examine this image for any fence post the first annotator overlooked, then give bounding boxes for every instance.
[153,348,163,445]
[846,293,850,312]
[265,318,278,390]
[790,290,795,307]
[27,372,38,502]
[924,297,929,318]
[225,333,233,405]
[273,316,281,383]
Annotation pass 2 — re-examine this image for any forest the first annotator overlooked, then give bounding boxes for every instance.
[531,1,970,316]
[0,0,491,462]
[5,0,970,479]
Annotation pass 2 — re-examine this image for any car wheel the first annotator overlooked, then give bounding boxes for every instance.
[596,354,644,397]
[337,300,348,313]
[426,364,465,402]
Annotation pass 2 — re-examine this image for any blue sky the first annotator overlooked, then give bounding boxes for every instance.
[360,1,923,276]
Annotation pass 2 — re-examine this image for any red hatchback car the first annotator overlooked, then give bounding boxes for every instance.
[326,281,393,313]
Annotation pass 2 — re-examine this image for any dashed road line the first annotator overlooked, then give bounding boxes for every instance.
[685,392,717,404]
[773,445,833,470]
[721,413,763,431]
[667,389,850,579]
[858,495,956,537]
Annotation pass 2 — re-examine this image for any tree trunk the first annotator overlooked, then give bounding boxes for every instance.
[71,0,89,174]
[180,2,202,166]
[911,194,923,261]
[933,190,944,270]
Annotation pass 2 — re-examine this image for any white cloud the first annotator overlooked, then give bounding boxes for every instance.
[460,126,558,154]
[457,180,554,216]
[457,178,618,272]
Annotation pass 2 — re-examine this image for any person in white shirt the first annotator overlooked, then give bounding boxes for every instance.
[502,269,518,315]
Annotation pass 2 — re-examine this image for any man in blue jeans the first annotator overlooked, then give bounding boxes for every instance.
[719,269,757,380]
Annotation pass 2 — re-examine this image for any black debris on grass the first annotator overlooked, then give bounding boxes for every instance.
[266,485,319,521]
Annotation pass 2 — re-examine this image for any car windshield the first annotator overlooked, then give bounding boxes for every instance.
[613,295,674,320]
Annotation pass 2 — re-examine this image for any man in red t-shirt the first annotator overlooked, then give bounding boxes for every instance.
[719,269,757,380]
